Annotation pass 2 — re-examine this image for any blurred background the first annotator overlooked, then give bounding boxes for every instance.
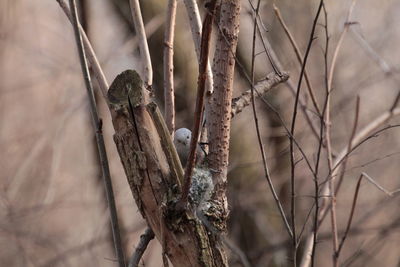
[1,0,400,266]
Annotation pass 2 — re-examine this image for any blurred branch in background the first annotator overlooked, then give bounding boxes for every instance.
[67,0,125,266]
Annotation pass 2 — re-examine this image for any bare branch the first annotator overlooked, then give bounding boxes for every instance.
[360,172,400,197]
[128,228,155,267]
[250,1,293,239]
[163,0,177,135]
[273,4,321,115]
[335,96,361,195]
[129,0,153,87]
[338,171,400,260]
[288,1,324,264]
[301,106,400,267]
[183,0,214,94]
[324,2,358,265]
[310,6,330,263]
[241,5,322,144]
[179,1,217,209]
[231,72,289,117]
[336,174,362,259]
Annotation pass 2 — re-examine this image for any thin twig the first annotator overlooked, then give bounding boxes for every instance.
[273,4,321,115]
[163,0,177,135]
[337,174,361,260]
[213,26,321,184]
[300,107,400,267]
[245,1,281,75]
[335,96,360,195]
[217,16,319,188]
[310,5,330,265]
[182,0,213,94]
[360,172,400,197]
[57,0,109,102]
[350,27,392,75]
[390,91,400,112]
[250,0,293,239]
[66,0,125,266]
[128,228,155,267]
[129,0,153,88]
[218,10,318,182]
[179,0,216,208]
[338,171,400,261]
[289,1,324,264]
[324,2,358,266]
[240,5,323,143]
[254,19,281,75]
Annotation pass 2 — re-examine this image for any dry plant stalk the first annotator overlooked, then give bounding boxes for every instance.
[183,0,214,94]
[324,1,358,265]
[129,0,153,87]
[273,4,321,115]
[163,0,177,135]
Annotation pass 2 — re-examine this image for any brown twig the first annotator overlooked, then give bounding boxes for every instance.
[309,5,330,265]
[242,4,323,144]
[179,0,217,208]
[336,174,362,259]
[183,0,214,95]
[250,0,293,239]
[360,172,400,196]
[338,171,400,262]
[66,0,125,266]
[300,107,400,267]
[273,4,321,115]
[128,228,155,267]
[163,0,177,135]
[335,96,360,195]
[324,2,358,265]
[288,1,324,264]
